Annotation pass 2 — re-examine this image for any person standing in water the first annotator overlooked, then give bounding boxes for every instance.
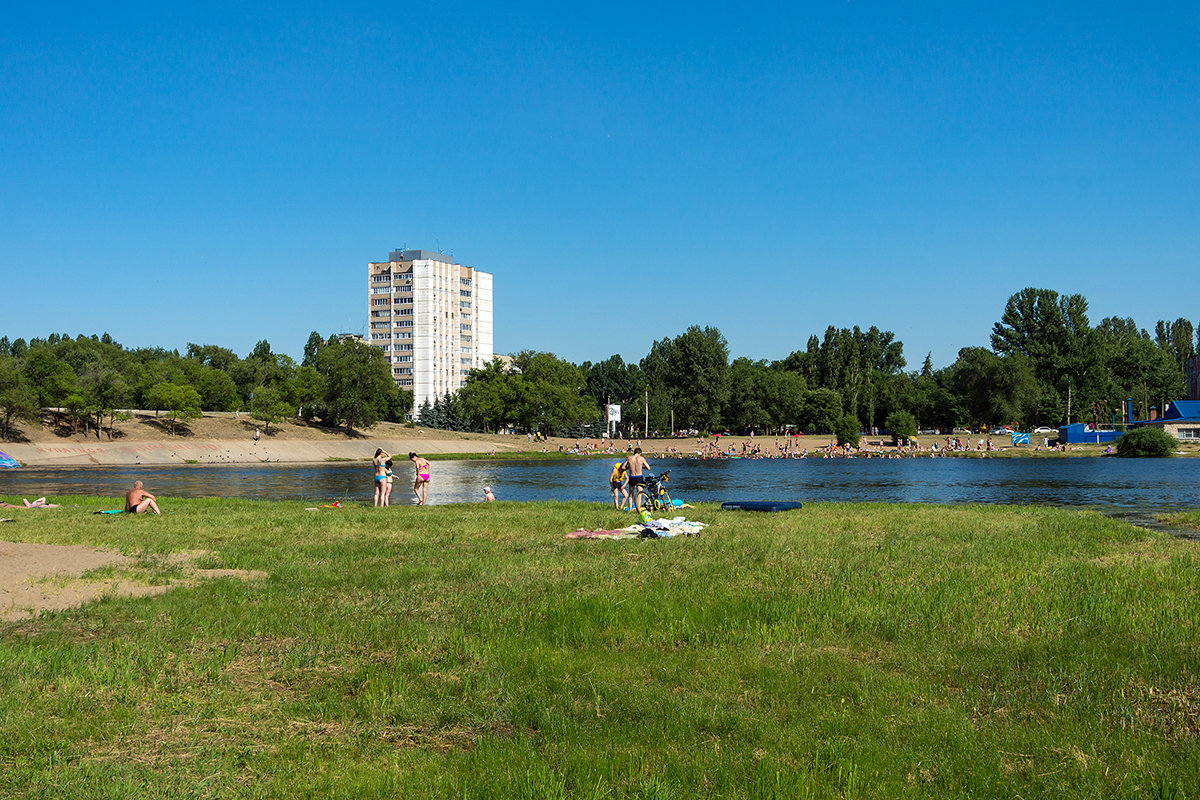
[410,452,431,505]
[372,448,391,507]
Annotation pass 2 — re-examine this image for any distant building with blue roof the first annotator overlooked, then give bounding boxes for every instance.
[1132,400,1200,442]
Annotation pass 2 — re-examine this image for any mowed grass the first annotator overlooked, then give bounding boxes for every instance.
[1,499,1198,798]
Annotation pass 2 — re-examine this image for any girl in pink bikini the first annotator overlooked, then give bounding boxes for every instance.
[409,452,431,505]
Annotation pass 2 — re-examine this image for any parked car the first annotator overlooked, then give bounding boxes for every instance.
[989,426,1015,435]
[1031,426,1056,434]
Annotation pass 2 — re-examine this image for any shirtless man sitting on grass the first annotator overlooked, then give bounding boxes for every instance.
[125,481,161,514]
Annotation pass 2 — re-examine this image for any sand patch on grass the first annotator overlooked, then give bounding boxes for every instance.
[0,540,265,622]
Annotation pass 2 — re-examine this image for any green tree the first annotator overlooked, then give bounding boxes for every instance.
[287,366,327,419]
[316,339,395,433]
[670,326,731,432]
[0,356,39,440]
[458,358,520,433]
[302,331,326,368]
[800,388,844,433]
[416,398,436,428]
[885,410,918,443]
[790,325,905,426]
[1154,318,1196,373]
[950,348,1038,430]
[507,351,593,435]
[23,348,77,408]
[582,355,643,436]
[78,367,130,440]
[145,382,202,435]
[185,343,239,372]
[640,326,730,434]
[184,363,240,411]
[833,414,861,447]
[250,384,292,434]
[990,288,1097,413]
[1095,318,1185,422]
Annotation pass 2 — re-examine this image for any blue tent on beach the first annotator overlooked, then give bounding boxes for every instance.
[0,451,20,469]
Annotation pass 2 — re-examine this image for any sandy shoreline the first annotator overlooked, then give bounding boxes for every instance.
[4,411,1192,467]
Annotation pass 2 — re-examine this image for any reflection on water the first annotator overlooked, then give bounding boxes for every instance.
[1,456,1198,512]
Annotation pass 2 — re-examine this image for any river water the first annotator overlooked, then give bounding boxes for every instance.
[1,457,1197,512]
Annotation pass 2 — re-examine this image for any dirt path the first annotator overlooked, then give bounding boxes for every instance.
[0,539,265,622]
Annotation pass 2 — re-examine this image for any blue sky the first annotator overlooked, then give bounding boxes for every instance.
[2,2,1197,370]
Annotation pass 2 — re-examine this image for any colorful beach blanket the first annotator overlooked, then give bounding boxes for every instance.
[0,451,19,469]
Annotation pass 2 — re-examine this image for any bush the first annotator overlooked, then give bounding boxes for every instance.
[1115,426,1176,458]
[885,411,917,443]
[833,414,861,448]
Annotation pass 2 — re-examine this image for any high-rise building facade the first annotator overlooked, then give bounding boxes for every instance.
[368,249,494,412]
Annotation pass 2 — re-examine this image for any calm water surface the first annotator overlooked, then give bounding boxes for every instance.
[1,457,1197,512]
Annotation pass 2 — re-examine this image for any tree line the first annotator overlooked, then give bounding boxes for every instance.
[0,288,1193,442]
[450,288,1194,440]
[0,331,411,440]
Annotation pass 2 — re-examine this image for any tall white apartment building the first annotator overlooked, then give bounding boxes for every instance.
[368,249,494,412]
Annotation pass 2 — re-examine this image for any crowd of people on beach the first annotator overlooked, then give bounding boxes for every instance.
[541,432,1081,461]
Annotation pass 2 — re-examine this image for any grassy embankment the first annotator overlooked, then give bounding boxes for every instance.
[2,499,1198,798]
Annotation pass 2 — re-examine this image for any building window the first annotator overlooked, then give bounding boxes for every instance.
[370,321,389,329]
[372,333,391,341]
[1178,428,1200,440]
[398,379,413,386]
[395,367,412,375]
[371,287,391,294]
[371,274,391,283]
[371,298,389,306]
[396,356,413,363]
[460,290,472,297]
[461,277,472,286]
[460,324,472,332]
[394,296,413,304]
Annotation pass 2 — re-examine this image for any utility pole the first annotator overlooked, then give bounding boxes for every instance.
[644,386,649,438]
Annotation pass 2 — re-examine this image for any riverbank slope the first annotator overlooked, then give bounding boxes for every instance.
[5,412,1193,466]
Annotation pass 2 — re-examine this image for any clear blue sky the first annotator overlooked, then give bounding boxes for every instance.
[3,2,1197,370]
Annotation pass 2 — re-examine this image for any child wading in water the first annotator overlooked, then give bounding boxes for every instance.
[409,452,431,505]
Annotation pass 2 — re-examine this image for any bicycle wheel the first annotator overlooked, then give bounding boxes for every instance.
[634,486,652,510]
[656,490,673,512]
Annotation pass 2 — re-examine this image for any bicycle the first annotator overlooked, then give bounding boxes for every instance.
[633,471,673,513]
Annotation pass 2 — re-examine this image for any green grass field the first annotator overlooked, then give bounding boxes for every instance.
[1,498,1198,798]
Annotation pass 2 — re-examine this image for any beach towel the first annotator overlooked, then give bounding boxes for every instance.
[0,451,19,469]
[565,528,638,539]
[93,509,125,514]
